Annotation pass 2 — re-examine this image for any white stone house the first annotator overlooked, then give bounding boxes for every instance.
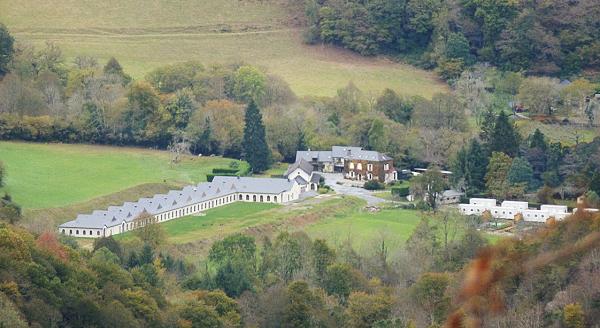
[58,176,305,238]
[284,158,321,192]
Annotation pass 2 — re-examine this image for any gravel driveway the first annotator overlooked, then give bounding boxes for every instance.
[321,173,386,206]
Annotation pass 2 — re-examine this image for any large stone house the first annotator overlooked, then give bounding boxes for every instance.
[294,146,397,183]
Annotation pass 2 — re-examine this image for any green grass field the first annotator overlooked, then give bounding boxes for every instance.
[0,0,447,98]
[116,195,428,255]
[0,141,240,209]
[150,202,279,244]
[516,120,598,146]
[303,208,422,252]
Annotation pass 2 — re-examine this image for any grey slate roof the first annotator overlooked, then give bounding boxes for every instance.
[295,150,333,163]
[331,146,363,158]
[294,176,308,185]
[296,146,392,163]
[345,149,392,161]
[310,173,321,183]
[212,176,294,194]
[59,175,296,230]
[285,158,313,176]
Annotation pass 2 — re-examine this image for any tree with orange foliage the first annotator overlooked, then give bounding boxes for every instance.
[36,232,68,262]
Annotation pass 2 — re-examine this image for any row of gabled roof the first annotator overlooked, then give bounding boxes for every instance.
[295,146,392,163]
[59,176,295,230]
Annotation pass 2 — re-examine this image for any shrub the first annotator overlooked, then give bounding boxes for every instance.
[212,168,239,174]
[400,203,416,210]
[416,200,432,211]
[206,173,238,182]
[391,186,409,197]
[364,181,385,190]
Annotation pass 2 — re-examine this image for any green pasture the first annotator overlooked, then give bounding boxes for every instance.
[0,0,447,98]
[303,208,422,252]
[0,141,241,209]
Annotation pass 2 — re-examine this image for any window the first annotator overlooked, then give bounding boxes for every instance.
[274,196,278,202]
[61,229,65,234]
[253,195,257,202]
[367,173,373,180]
[76,230,79,235]
[97,231,100,235]
[267,196,270,202]
[357,163,362,170]
[349,162,354,169]
[70,229,72,234]
[367,164,373,171]
[384,163,389,170]
[239,194,242,200]
[246,195,250,201]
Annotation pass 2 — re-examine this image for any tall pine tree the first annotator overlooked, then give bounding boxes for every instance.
[465,139,488,195]
[529,128,547,150]
[243,100,271,173]
[452,139,488,196]
[490,111,520,157]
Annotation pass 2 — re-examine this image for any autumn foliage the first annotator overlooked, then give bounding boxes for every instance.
[36,231,69,262]
[446,207,600,328]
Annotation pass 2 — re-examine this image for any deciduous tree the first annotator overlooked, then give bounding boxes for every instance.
[410,168,446,210]
[518,77,561,115]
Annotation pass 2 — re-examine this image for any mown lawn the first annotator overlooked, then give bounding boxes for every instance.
[159,202,279,244]
[303,208,422,252]
[0,0,447,98]
[116,196,363,245]
[0,141,242,209]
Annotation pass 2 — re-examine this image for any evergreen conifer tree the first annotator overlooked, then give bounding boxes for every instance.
[243,100,271,173]
[465,139,488,195]
[452,139,488,195]
[297,130,307,151]
[490,111,520,157]
[198,117,213,155]
[479,108,495,145]
[529,128,547,150]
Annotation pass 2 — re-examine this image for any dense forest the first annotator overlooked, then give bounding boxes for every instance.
[301,0,600,81]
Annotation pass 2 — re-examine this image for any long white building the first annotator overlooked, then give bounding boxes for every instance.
[58,175,314,238]
[459,198,575,222]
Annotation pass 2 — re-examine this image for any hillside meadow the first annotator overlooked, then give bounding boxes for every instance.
[0,141,241,209]
[0,0,447,98]
[115,196,430,257]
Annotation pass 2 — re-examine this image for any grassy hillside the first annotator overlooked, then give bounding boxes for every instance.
[0,142,240,209]
[516,120,599,146]
[304,208,422,251]
[0,0,447,98]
